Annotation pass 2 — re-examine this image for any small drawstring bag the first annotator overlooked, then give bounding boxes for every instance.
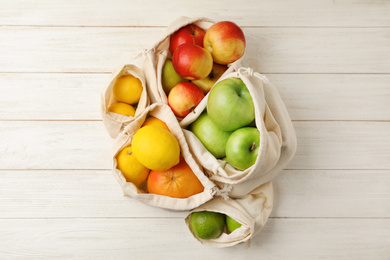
[139,16,243,113]
[111,102,219,211]
[185,182,273,248]
[101,64,150,138]
[180,67,296,187]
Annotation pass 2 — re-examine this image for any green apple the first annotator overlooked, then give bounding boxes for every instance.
[192,63,228,93]
[207,78,255,132]
[190,112,232,158]
[161,59,188,95]
[225,127,260,171]
[226,215,242,232]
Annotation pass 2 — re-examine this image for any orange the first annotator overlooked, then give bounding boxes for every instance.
[147,156,204,198]
[141,116,170,131]
[108,102,136,117]
[116,146,149,186]
[112,74,143,105]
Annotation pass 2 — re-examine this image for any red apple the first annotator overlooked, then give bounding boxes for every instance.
[170,24,205,54]
[168,82,205,118]
[192,63,228,93]
[172,43,213,80]
[203,21,246,65]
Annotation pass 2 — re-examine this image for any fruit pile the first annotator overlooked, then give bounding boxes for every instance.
[108,74,143,117]
[163,21,245,118]
[101,16,297,248]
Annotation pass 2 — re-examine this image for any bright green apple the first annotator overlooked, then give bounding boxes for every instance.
[207,78,255,131]
[190,112,232,158]
[161,59,188,95]
[226,215,242,232]
[192,63,228,93]
[225,127,260,171]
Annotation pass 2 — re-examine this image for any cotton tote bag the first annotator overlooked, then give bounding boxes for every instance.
[185,182,273,248]
[111,102,219,211]
[140,16,242,107]
[180,67,296,188]
[101,64,149,138]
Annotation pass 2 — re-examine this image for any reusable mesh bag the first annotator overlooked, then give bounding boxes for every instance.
[101,64,149,138]
[140,16,242,109]
[180,67,297,187]
[111,102,220,211]
[185,182,273,248]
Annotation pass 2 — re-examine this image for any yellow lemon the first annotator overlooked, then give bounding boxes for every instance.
[116,146,150,186]
[112,74,143,105]
[141,116,170,131]
[132,125,180,171]
[108,102,136,117]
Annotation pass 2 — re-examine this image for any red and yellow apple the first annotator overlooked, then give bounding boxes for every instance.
[192,63,228,93]
[170,24,205,54]
[168,82,205,118]
[203,21,246,65]
[172,43,213,80]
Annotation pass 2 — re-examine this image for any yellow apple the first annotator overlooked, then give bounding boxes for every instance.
[192,63,228,93]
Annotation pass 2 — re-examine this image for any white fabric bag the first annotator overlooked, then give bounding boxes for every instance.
[140,16,242,110]
[111,102,219,211]
[185,182,273,248]
[180,67,296,187]
[101,64,149,138]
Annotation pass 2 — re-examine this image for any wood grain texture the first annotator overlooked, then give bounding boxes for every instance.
[1,121,389,170]
[0,121,112,170]
[2,0,390,27]
[1,0,390,257]
[0,218,388,259]
[1,170,389,219]
[1,27,389,73]
[1,73,390,121]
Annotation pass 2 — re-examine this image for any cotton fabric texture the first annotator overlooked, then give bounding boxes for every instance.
[101,64,149,138]
[111,103,218,211]
[140,16,242,113]
[180,67,297,192]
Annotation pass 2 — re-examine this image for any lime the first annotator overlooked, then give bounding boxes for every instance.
[226,215,242,233]
[190,211,225,240]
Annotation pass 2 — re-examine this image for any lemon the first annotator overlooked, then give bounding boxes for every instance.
[141,116,170,131]
[108,102,136,117]
[190,211,225,240]
[116,146,150,186]
[112,74,143,105]
[226,215,242,233]
[131,125,180,171]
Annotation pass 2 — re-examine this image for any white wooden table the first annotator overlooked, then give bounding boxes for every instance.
[1,1,389,259]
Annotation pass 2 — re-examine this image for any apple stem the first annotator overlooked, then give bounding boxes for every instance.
[250,142,256,152]
[127,151,132,155]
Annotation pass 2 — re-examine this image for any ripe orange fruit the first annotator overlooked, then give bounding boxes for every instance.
[108,102,136,117]
[147,156,204,198]
[141,116,170,131]
[112,74,143,105]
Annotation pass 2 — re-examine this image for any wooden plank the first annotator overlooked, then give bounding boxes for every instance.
[0,121,389,170]
[0,170,388,218]
[0,218,388,259]
[272,170,390,218]
[1,27,389,73]
[0,121,113,170]
[1,0,390,27]
[1,73,389,121]
[291,121,390,170]
[0,73,109,120]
